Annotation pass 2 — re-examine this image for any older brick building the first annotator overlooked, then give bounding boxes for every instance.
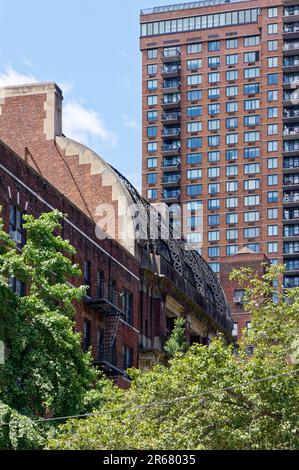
[0,82,233,384]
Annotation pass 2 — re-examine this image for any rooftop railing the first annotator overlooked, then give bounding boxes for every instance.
[141,0,247,15]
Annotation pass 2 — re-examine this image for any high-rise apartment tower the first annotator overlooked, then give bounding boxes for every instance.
[140,0,299,295]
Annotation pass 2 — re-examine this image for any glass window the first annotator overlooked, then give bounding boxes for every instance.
[226,213,238,224]
[208,103,220,115]
[244,83,259,95]
[208,199,220,210]
[244,147,260,159]
[147,189,157,200]
[187,121,202,132]
[208,247,220,258]
[268,73,278,85]
[147,142,157,153]
[147,49,158,59]
[147,110,157,122]
[226,86,238,97]
[244,51,259,63]
[226,133,238,145]
[244,36,260,47]
[244,115,260,126]
[208,72,220,83]
[226,38,238,49]
[208,151,220,163]
[208,135,220,147]
[244,211,260,223]
[208,214,220,226]
[226,197,238,209]
[208,230,220,242]
[226,165,238,176]
[187,153,202,165]
[226,181,238,192]
[268,23,278,35]
[268,40,278,51]
[208,167,220,178]
[147,126,158,138]
[147,157,157,169]
[187,185,202,196]
[208,88,220,99]
[187,43,202,54]
[147,64,157,75]
[268,90,278,102]
[208,56,220,68]
[244,163,260,174]
[187,137,202,149]
[268,192,278,203]
[268,242,278,254]
[244,179,260,190]
[268,7,278,18]
[268,107,278,118]
[244,67,260,79]
[187,169,202,179]
[187,74,202,86]
[244,227,259,238]
[227,229,238,240]
[147,173,157,185]
[187,90,202,101]
[147,79,158,90]
[268,57,278,68]
[227,245,238,256]
[147,95,158,106]
[208,119,220,131]
[244,195,260,206]
[268,174,278,186]
[187,59,202,70]
[244,131,260,143]
[268,225,278,236]
[226,149,238,161]
[227,70,238,81]
[226,54,238,66]
[208,41,220,52]
[226,101,238,113]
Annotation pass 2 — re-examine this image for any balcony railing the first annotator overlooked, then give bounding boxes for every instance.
[284,24,299,33]
[162,127,181,138]
[284,7,299,17]
[162,158,181,170]
[162,49,181,59]
[162,65,181,76]
[84,281,126,316]
[284,42,299,51]
[162,80,181,90]
[161,143,181,154]
[284,58,299,67]
[284,127,299,135]
[162,96,181,105]
[284,159,299,169]
[162,190,181,202]
[162,175,181,184]
[284,109,299,118]
[162,111,181,122]
[283,194,299,203]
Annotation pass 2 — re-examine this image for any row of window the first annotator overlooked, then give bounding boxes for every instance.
[208,228,278,242]
[148,170,279,185]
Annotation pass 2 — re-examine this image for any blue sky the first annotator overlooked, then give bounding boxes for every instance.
[0,0,184,190]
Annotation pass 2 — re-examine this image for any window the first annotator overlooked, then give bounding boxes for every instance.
[187,90,202,101]
[246,244,260,253]
[208,135,220,147]
[244,147,260,159]
[268,225,278,237]
[244,163,260,174]
[208,247,220,258]
[268,90,278,102]
[147,189,157,200]
[244,179,260,190]
[268,158,278,169]
[208,72,220,83]
[9,278,26,297]
[9,206,24,247]
[244,227,259,239]
[208,215,220,226]
[244,195,260,206]
[187,169,202,180]
[208,119,220,131]
[268,191,278,203]
[147,64,157,75]
[208,167,220,178]
[227,70,238,81]
[187,137,202,149]
[147,79,158,90]
[83,261,92,298]
[268,174,278,186]
[226,117,238,129]
[226,149,238,161]
[209,183,220,195]
[226,85,238,97]
[244,51,259,63]
[147,173,157,185]
[244,99,260,111]
[268,107,278,118]
[244,211,260,223]
[244,67,259,79]
[187,59,202,70]
[226,101,238,113]
[208,199,220,210]
[226,165,238,177]
[147,126,157,138]
[244,83,259,95]
[228,246,238,257]
[268,23,278,35]
[268,242,278,254]
[147,95,157,106]
[268,141,278,152]
[227,229,238,241]
[244,36,260,47]
[268,124,278,135]
[147,110,157,122]
[187,106,202,117]
[187,43,202,54]
[208,103,220,115]
[208,56,220,68]
[208,40,220,52]
[208,151,220,163]
[123,346,133,371]
[83,319,91,352]
[208,231,220,242]
[187,185,202,196]
[244,131,260,143]
[147,157,157,169]
[226,213,238,225]
[226,133,238,145]
[187,122,202,133]
[226,38,238,49]
[147,49,157,59]
[209,263,220,274]
[187,74,202,86]
[268,73,278,85]
[208,88,220,99]
[268,7,278,18]
[226,197,238,209]
[147,142,157,153]
[123,290,133,325]
[244,115,260,127]
[226,54,238,66]
[187,153,202,165]
[268,208,278,219]
[268,40,278,51]
[226,181,238,192]
[268,57,278,68]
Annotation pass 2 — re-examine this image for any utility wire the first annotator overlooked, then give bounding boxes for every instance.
[0,369,298,427]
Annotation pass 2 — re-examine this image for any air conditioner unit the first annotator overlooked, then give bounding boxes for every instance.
[10,231,22,244]
[233,296,243,304]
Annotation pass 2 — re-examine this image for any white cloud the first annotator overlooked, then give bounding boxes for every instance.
[0,65,37,87]
[0,66,117,149]
[123,114,140,130]
[63,100,118,149]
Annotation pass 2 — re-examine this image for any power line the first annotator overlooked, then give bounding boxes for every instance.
[0,369,298,427]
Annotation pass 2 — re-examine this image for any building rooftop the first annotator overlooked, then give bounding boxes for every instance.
[141,0,249,16]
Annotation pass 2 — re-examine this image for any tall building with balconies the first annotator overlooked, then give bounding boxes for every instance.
[140,0,299,318]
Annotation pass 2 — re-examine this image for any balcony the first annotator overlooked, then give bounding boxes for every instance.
[284,57,299,72]
[283,23,299,38]
[283,193,299,204]
[284,42,299,55]
[284,158,299,173]
[84,281,126,316]
[284,75,299,89]
[162,80,181,93]
[283,174,299,188]
[162,127,181,139]
[283,142,299,155]
[161,48,181,63]
[284,126,299,139]
[161,64,181,78]
[162,190,181,203]
[161,143,181,156]
[162,111,181,124]
[284,108,299,122]
[161,95,181,109]
[161,174,181,187]
[162,158,181,172]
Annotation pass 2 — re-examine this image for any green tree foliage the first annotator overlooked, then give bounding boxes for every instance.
[164,318,189,358]
[48,265,299,451]
[0,211,98,423]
